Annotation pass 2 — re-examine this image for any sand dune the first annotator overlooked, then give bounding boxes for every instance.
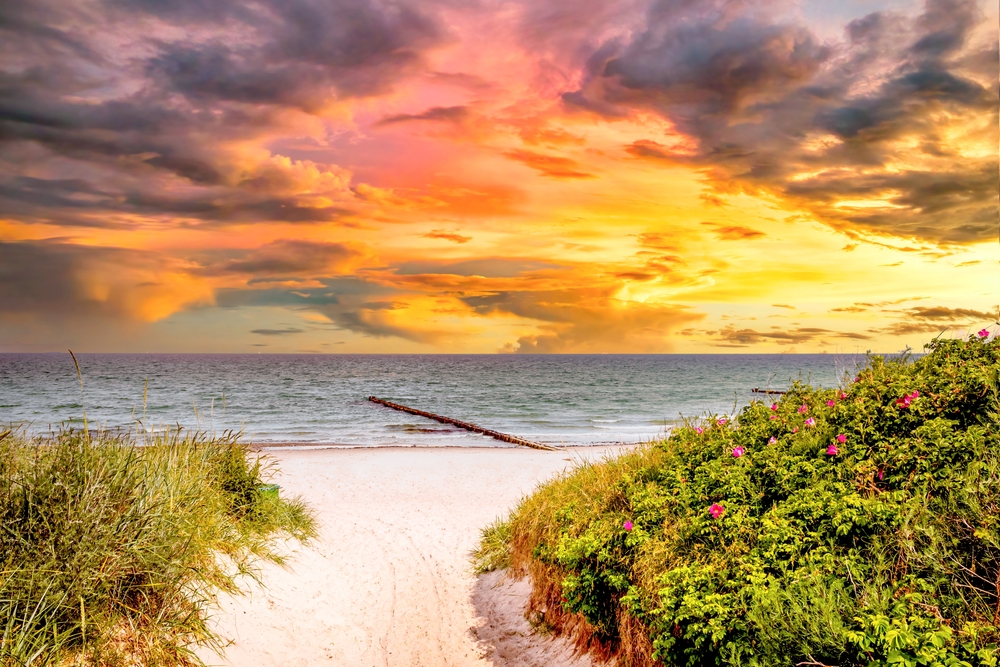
[196,446,625,667]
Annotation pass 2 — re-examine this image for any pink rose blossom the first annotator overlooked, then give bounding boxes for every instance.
[717,418,727,426]
[769,415,777,420]
[854,376,860,383]
[838,391,848,400]
[826,400,835,407]
[826,444,838,456]
[732,446,744,458]
[792,427,799,433]
[695,427,704,435]
[836,433,847,443]
[768,437,777,445]
[797,404,808,414]
[770,403,778,411]
[708,503,725,519]
[877,469,884,480]
[623,520,633,531]
[979,329,990,339]
[804,417,816,428]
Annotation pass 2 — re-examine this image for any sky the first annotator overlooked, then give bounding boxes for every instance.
[0,0,997,353]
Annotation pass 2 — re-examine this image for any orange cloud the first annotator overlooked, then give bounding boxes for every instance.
[502,150,595,179]
[700,222,767,241]
[422,230,472,243]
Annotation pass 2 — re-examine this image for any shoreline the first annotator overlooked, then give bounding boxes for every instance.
[196,445,624,666]
[251,440,645,451]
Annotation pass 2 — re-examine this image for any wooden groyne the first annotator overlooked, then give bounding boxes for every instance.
[367,397,559,451]
[751,387,787,395]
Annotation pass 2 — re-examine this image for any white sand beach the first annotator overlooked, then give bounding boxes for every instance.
[196,445,628,667]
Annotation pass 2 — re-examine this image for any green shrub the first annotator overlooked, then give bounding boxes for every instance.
[480,334,1000,667]
[0,429,315,667]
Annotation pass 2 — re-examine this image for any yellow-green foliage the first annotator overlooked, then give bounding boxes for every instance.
[0,429,315,667]
[478,334,1000,667]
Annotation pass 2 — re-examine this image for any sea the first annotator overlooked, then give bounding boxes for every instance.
[0,353,871,448]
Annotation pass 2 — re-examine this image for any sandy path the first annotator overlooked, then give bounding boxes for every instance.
[196,446,623,667]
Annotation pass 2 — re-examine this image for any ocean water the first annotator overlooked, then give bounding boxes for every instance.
[0,353,870,447]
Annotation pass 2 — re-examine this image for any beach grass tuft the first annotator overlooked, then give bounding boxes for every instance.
[0,428,315,666]
[472,517,514,575]
[477,333,1000,666]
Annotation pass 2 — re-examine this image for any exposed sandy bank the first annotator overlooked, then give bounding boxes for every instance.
[196,446,626,667]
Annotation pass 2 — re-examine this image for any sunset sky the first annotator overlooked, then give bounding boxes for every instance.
[0,0,997,353]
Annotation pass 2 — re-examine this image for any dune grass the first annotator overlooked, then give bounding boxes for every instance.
[0,428,315,667]
[475,334,1000,667]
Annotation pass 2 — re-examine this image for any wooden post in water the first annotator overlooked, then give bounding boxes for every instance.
[367,396,559,451]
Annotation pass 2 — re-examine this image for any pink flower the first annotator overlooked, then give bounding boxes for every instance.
[826,444,838,456]
[896,391,919,409]
[770,403,778,411]
[623,520,633,531]
[717,418,727,426]
[769,415,777,420]
[695,427,704,435]
[838,391,847,400]
[708,503,724,519]
[979,329,990,339]
[768,436,777,445]
[804,417,816,428]
[792,427,799,433]
[854,376,860,383]
[877,469,884,480]
[797,404,808,414]
[836,433,847,443]
[826,400,835,407]
[732,446,745,458]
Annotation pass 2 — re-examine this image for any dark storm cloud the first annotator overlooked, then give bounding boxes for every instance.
[394,257,562,277]
[462,288,704,352]
[568,0,998,244]
[828,302,996,337]
[214,276,393,308]
[0,3,101,62]
[320,306,443,343]
[375,105,469,126]
[831,302,993,320]
[143,0,442,109]
[905,305,994,320]
[216,288,339,308]
[216,277,442,342]
[715,325,872,347]
[875,321,975,336]
[0,0,444,229]
[0,172,353,227]
[0,239,195,318]
[251,327,304,335]
[201,240,362,276]
[0,241,113,315]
